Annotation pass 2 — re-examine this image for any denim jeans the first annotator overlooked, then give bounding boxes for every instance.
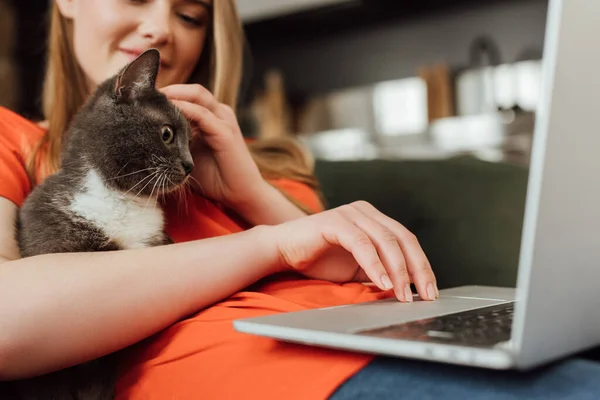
[329,356,600,400]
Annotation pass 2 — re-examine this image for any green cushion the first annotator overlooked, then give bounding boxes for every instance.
[314,155,529,289]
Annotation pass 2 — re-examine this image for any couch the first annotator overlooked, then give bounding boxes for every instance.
[313,154,529,290]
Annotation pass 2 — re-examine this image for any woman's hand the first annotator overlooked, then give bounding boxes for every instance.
[159,84,268,209]
[270,201,438,302]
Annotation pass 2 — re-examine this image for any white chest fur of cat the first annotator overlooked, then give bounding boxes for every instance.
[69,169,165,249]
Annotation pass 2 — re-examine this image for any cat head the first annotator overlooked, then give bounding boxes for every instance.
[63,48,194,197]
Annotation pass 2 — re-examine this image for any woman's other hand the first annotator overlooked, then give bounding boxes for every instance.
[271,201,438,302]
[160,84,268,209]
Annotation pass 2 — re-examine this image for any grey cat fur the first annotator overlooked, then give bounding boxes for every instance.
[17,48,193,256]
[3,48,194,400]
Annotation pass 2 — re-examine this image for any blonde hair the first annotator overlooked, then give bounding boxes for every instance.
[27,0,322,213]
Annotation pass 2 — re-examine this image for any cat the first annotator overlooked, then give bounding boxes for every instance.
[1,48,194,399]
[17,48,193,256]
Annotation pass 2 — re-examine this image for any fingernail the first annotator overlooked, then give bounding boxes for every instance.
[381,274,393,290]
[427,283,436,300]
[435,283,440,298]
[404,284,413,302]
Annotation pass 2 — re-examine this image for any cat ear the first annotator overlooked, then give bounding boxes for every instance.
[114,48,160,102]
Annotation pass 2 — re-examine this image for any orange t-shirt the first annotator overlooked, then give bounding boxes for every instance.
[0,106,394,400]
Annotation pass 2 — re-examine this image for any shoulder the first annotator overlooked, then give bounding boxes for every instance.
[0,107,46,207]
[0,106,46,147]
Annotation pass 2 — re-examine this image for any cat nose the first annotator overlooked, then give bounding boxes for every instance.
[181,161,194,176]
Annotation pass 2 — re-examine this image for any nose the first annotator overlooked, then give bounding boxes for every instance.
[181,160,194,176]
[138,3,172,46]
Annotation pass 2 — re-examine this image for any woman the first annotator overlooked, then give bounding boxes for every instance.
[0,1,597,399]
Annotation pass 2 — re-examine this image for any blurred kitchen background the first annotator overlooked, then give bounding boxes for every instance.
[1,0,545,167]
[237,0,545,168]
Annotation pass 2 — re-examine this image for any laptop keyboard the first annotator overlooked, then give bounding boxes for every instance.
[357,302,514,347]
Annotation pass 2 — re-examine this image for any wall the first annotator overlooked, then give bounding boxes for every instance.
[248,0,548,97]
[0,0,18,110]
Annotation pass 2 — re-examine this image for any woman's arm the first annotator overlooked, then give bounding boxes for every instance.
[232,180,310,226]
[0,198,438,381]
[0,199,20,262]
[0,199,279,380]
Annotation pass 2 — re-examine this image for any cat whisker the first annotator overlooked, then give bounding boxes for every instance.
[165,173,180,196]
[154,168,168,195]
[187,175,206,198]
[187,175,200,186]
[172,174,189,215]
[124,172,161,206]
[107,166,158,181]
[145,171,163,210]
[150,154,163,168]
[183,180,191,212]
[113,161,130,179]
[121,170,160,198]
[158,172,170,209]
[176,184,184,213]
[155,175,163,211]
[129,172,160,208]
[164,173,176,188]
[158,174,168,210]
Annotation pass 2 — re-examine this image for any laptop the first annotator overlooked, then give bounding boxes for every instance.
[233,0,600,370]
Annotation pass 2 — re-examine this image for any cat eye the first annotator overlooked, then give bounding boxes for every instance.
[161,125,174,144]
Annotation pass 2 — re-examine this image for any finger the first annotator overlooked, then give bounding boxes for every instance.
[322,214,393,293]
[353,201,436,298]
[160,84,232,120]
[339,205,412,302]
[170,100,231,140]
[351,201,438,300]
